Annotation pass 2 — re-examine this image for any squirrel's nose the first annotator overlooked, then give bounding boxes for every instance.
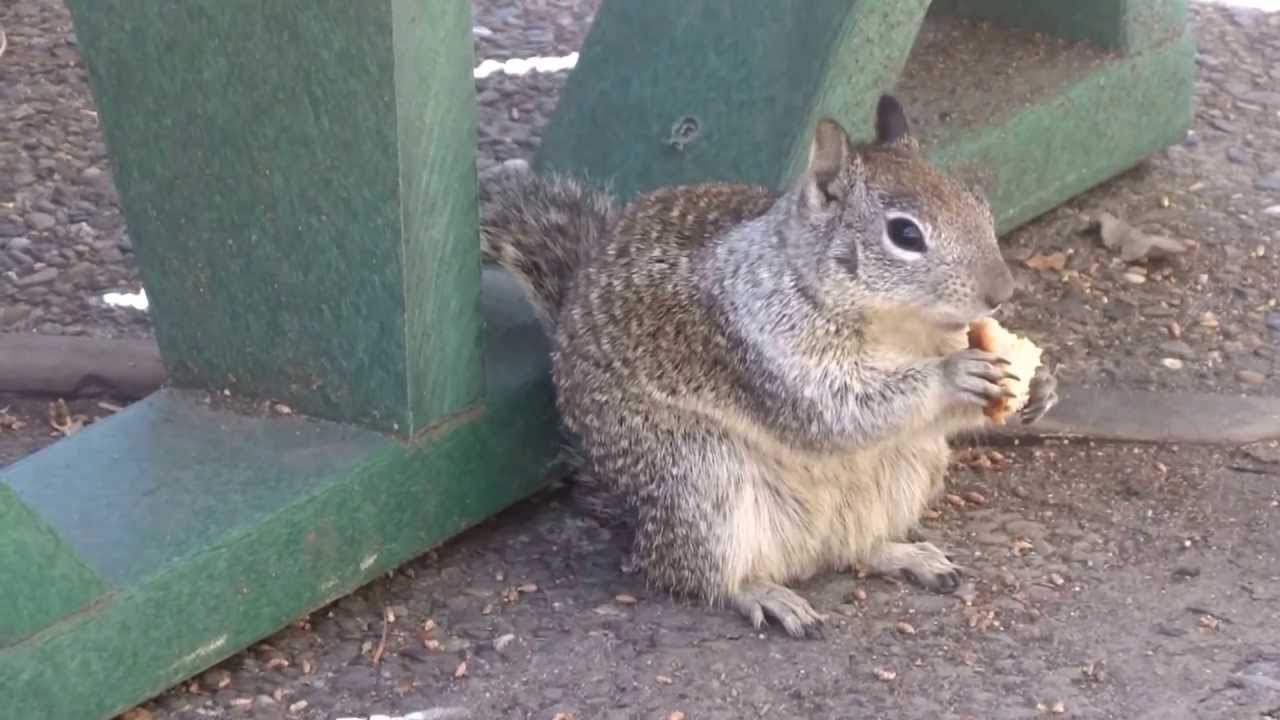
[983,264,1016,310]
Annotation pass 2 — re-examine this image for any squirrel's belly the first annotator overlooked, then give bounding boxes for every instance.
[735,433,952,584]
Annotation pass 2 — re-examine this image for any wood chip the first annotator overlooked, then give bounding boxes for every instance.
[48,398,89,436]
[1023,252,1068,272]
[0,407,25,431]
[454,659,468,678]
[517,583,539,593]
[615,593,638,605]
[372,608,390,666]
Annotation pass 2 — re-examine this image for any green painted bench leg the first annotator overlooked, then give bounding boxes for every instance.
[63,0,484,436]
[535,0,1196,235]
[1,2,566,718]
[534,0,933,201]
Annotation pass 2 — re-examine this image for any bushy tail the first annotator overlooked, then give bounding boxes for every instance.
[478,159,617,330]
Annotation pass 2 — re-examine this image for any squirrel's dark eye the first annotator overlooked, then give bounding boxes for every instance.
[886,217,926,253]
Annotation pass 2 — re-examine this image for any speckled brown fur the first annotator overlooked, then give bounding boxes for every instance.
[478,96,1058,637]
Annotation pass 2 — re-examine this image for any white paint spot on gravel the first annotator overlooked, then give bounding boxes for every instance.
[474,52,578,79]
[103,288,148,310]
[1194,0,1280,11]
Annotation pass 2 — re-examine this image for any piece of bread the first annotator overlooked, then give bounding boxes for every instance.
[967,317,1043,424]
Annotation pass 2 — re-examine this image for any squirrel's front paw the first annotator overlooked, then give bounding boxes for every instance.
[1020,364,1059,425]
[941,348,1019,407]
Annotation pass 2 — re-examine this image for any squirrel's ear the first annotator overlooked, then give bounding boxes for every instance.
[802,117,852,211]
[874,94,919,152]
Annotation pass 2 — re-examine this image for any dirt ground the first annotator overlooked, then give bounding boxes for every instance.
[3,1,1280,719]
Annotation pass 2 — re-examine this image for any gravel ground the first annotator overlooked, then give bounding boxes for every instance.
[3,1,1280,719]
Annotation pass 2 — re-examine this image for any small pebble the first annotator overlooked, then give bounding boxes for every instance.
[1257,173,1280,192]
[1237,369,1266,385]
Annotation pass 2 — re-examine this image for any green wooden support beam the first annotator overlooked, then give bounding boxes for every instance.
[0,271,562,720]
[63,0,484,435]
[0,2,569,718]
[535,0,1196,235]
[534,0,933,202]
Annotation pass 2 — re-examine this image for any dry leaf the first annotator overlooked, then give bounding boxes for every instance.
[0,407,25,432]
[1097,211,1186,262]
[1097,212,1132,250]
[48,399,89,436]
[1023,252,1068,272]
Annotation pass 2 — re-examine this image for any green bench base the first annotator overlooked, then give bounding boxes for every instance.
[0,271,560,720]
[901,13,1194,234]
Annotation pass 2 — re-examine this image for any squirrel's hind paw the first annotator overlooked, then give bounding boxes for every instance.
[867,541,962,594]
[729,582,827,639]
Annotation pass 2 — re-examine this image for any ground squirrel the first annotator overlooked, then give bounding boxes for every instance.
[478,96,1059,637]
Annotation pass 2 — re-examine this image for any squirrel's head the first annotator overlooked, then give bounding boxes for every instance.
[783,95,1014,331]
